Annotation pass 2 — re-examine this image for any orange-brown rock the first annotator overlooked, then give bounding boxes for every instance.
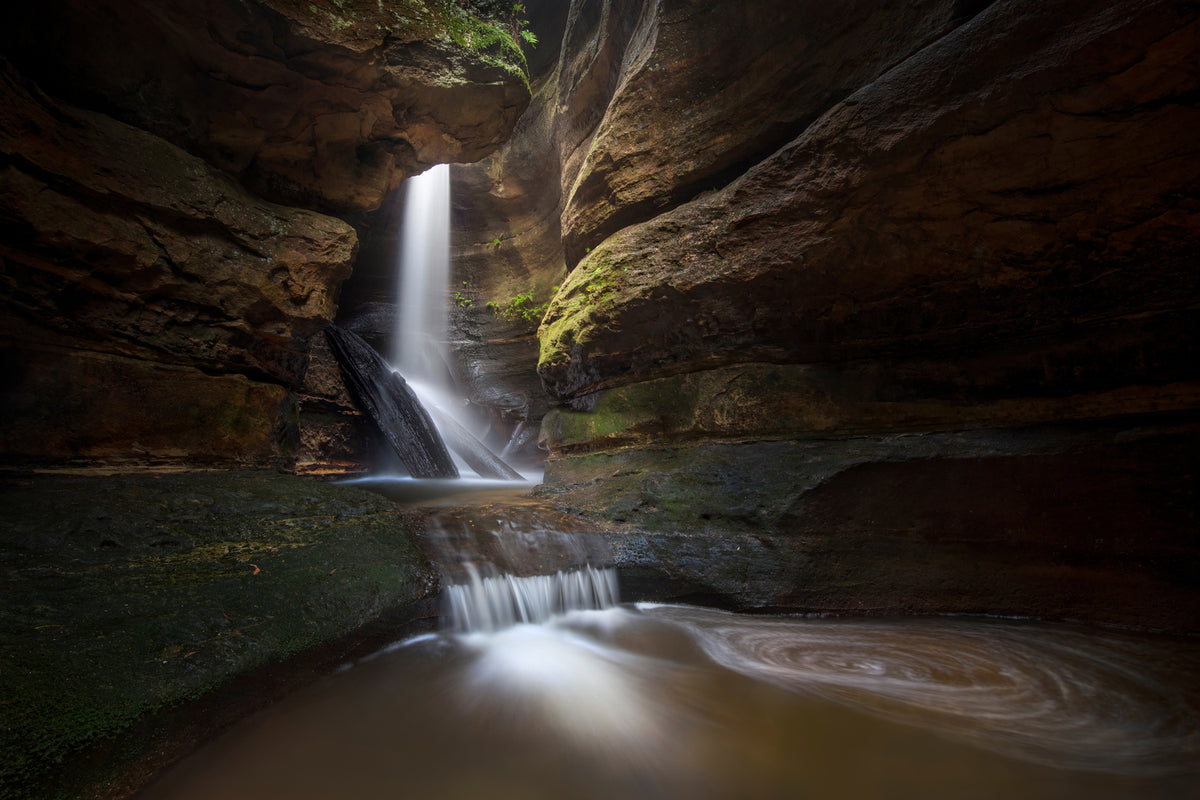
[558,0,968,265]
[539,0,1200,408]
[450,0,981,452]
[0,0,532,470]
[1,345,290,468]
[0,57,359,468]
[521,0,1200,627]
[292,334,373,475]
[448,0,973,461]
[0,59,357,388]
[1,0,531,214]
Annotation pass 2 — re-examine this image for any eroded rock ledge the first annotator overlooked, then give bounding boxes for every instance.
[0,472,438,800]
[1,0,531,214]
[514,0,1200,630]
[538,0,1200,403]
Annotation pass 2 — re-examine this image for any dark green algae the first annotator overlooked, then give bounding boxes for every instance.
[0,471,437,800]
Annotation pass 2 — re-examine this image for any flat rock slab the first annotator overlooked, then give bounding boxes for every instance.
[0,471,436,800]
[538,417,1200,633]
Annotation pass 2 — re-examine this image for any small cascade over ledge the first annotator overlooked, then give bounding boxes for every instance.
[419,499,621,633]
[444,564,620,633]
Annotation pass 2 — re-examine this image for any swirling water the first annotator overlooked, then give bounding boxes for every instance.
[137,603,1200,800]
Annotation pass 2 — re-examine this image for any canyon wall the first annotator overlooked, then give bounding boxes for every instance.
[450,0,1200,628]
[0,0,531,471]
[3,0,1196,626]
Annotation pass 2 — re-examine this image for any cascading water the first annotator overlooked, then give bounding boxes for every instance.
[443,563,620,633]
[329,163,524,482]
[390,163,450,387]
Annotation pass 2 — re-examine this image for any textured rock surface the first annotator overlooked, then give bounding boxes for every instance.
[0,58,362,468]
[520,0,1200,627]
[1,0,531,214]
[0,60,357,385]
[539,0,1200,403]
[537,418,1200,632]
[0,346,291,469]
[0,472,437,800]
[448,0,991,454]
[293,334,374,474]
[0,0,532,470]
[444,0,678,462]
[558,0,966,264]
[0,60,356,468]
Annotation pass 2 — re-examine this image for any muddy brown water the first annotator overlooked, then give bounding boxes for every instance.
[136,603,1199,800]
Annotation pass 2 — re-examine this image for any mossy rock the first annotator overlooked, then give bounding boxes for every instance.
[0,471,436,800]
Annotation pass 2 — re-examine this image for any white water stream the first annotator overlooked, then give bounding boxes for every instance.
[378,163,527,480]
[390,163,450,386]
[444,564,620,633]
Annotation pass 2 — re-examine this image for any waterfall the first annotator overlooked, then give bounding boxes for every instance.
[391,163,450,384]
[444,564,621,633]
[331,162,520,480]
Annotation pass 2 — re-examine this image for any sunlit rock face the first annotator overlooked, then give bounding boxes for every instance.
[521,0,1200,626]
[0,0,531,470]
[556,0,968,266]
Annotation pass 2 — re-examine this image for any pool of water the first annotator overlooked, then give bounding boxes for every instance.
[135,606,1200,800]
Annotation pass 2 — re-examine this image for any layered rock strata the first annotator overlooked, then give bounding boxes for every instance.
[539,0,1200,406]
[0,0,531,470]
[0,0,531,214]
[451,0,975,452]
[515,0,1200,626]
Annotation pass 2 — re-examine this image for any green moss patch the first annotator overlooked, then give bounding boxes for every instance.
[0,471,435,800]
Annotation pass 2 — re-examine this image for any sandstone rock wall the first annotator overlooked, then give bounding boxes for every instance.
[501,0,1200,625]
[451,0,975,452]
[539,0,1200,409]
[1,0,530,214]
[0,0,531,471]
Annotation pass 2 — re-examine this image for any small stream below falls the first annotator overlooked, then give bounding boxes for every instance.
[136,591,1199,799]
